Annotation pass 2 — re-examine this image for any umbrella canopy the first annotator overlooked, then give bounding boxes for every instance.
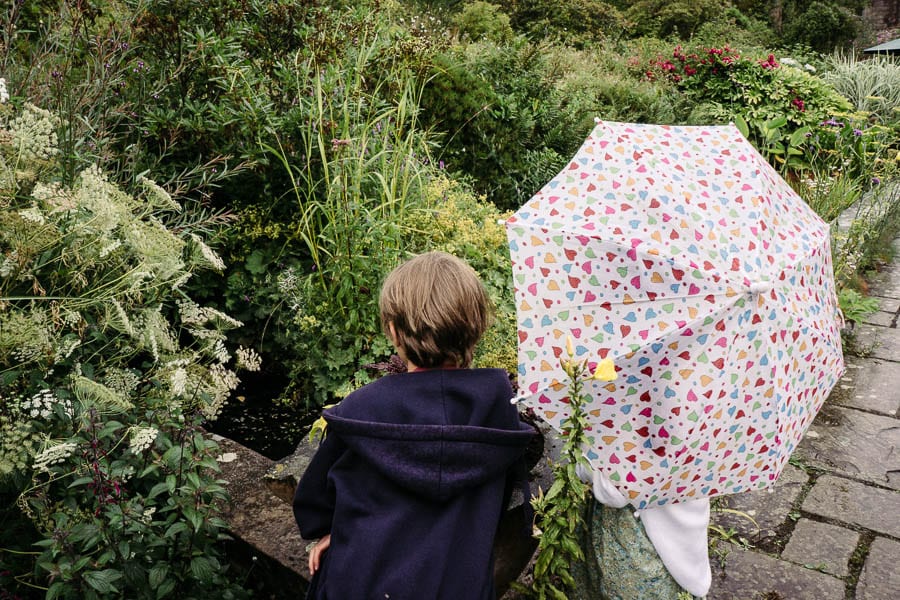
[506,121,844,509]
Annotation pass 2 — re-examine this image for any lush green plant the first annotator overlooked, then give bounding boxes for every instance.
[0,101,253,598]
[823,51,900,126]
[783,1,860,52]
[624,0,724,40]
[524,340,616,599]
[452,1,515,43]
[837,288,880,325]
[505,0,627,49]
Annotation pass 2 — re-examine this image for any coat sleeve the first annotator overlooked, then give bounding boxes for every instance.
[292,432,346,539]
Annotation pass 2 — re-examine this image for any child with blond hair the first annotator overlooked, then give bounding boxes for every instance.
[293,251,535,599]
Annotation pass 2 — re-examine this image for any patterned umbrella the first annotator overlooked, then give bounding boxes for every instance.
[506,120,844,509]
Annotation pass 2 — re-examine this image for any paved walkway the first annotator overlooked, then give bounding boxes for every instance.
[708,234,900,600]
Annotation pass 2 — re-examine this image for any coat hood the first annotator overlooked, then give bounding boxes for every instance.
[322,368,535,502]
[324,412,534,502]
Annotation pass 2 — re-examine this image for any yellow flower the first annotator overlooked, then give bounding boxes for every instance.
[565,335,575,358]
[592,358,617,381]
[308,404,337,443]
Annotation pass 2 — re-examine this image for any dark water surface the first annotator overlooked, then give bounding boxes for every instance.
[206,371,317,460]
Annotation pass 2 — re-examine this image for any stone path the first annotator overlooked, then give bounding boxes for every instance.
[708,235,900,600]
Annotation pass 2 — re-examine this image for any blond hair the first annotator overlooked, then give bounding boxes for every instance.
[379,252,491,368]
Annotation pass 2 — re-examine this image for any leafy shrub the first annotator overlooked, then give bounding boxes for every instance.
[823,52,900,126]
[0,102,252,598]
[506,0,627,49]
[624,0,724,40]
[453,1,515,43]
[783,1,860,53]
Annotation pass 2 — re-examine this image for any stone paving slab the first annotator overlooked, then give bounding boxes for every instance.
[802,475,900,537]
[867,257,900,298]
[711,464,807,547]
[862,310,896,328]
[869,295,900,313]
[796,406,900,489]
[827,358,900,416]
[708,542,845,600]
[852,323,900,362]
[857,537,900,599]
[781,519,858,577]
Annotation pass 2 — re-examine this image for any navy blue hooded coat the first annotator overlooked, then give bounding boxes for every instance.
[293,368,535,600]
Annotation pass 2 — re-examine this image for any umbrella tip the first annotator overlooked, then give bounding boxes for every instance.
[594,116,601,124]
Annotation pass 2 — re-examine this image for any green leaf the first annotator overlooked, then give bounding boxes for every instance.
[156,578,176,599]
[190,555,215,581]
[149,482,170,499]
[47,582,66,600]
[149,564,169,588]
[83,569,123,594]
[68,476,94,488]
[733,115,750,139]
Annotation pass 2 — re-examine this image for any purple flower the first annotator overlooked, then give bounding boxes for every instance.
[853,128,863,137]
[872,177,881,185]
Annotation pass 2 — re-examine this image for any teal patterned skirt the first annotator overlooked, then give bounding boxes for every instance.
[570,500,697,600]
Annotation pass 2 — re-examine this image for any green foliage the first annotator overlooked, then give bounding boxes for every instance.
[524,348,598,599]
[278,175,518,405]
[823,52,900,126]
[0,102,251,598]
[453,2,514,43]
[783,2,860,53]
[645,44,852,179]
[837,288,880,325]
[506,0,627,49]
[624,0,724,40]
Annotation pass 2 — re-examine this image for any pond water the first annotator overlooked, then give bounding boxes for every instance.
[205,371,317,460]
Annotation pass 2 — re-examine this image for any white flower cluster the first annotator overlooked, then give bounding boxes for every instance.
[178,298,243,328]
[236,346,262,372]
[18,205,45,224]
[74,165,133,234]
[99,239,122,258]
[9,103,60,161]
[137,309,177,362]
[0,77,8,103]
[202,363,240,420]
[33,442,77,473]
[190,233,226,271]
[0,250,19,278]
[170,366,188,396]
[128,426,158,454]
[212,338,230,363]
[138,176,181,212]
[125,218,185,280]
[778,57,816,73]
[277,268,298,293]
[32,181,77,213]
[104,367,141,396]
[109,298,136,337]
[53,337,81,362]
[21,389,62,419]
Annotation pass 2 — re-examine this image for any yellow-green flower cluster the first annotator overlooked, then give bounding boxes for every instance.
[8,103,59,162]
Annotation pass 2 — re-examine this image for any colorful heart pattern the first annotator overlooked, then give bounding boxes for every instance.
[506,121,845,509]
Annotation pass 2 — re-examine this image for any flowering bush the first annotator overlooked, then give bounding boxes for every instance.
[0,101,252,597]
